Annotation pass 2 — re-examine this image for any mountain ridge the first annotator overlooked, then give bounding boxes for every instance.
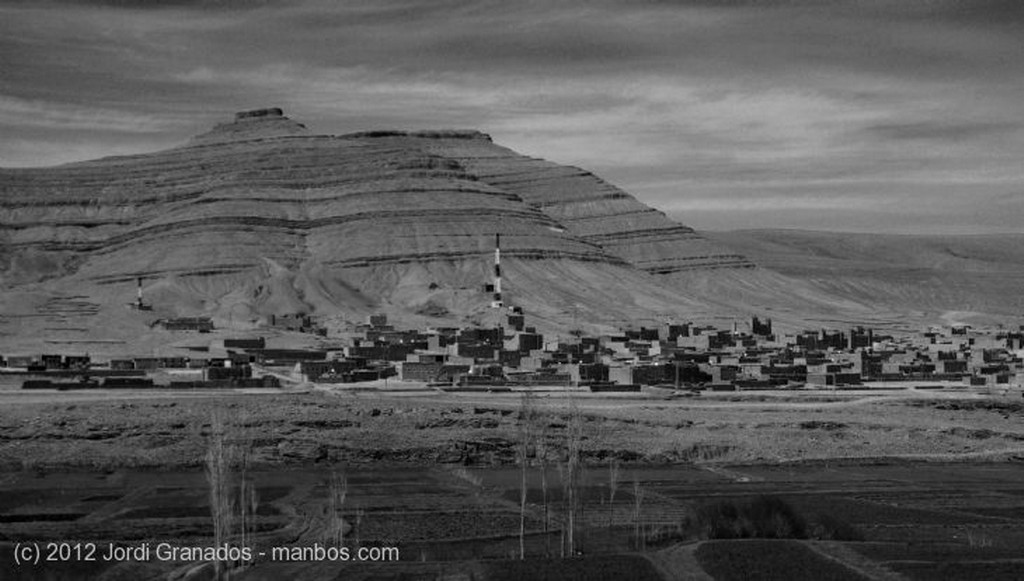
[2,109,1019,355]
[705,229,1024,327]
[1,108,758,353]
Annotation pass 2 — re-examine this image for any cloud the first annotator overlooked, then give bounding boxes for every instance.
[658,180,1024,234]
[0,96,178,133]
[1,0,1022,233]
[865,121,1021,142]
[2,0,274,8]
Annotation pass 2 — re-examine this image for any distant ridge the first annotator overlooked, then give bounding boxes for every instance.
[705,229,1024,326]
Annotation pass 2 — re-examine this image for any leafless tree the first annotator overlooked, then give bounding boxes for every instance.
[516,390,536,559]
[205,411,234,581]
[608,460,620,529]
[236,413,258,555]
[536,415,550,555]
[326,471,348,547]
[633,476,645,551]
[563,391,583,556]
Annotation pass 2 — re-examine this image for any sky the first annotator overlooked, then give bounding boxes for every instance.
[2,0,1023,234]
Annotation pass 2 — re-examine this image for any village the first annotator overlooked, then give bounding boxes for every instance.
[5,309,1023,396]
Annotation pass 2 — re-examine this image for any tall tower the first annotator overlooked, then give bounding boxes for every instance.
[490,233,503,308]
[132,276,152,310]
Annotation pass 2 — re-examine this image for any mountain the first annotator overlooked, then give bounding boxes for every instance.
[1,109,1018,355]
[706,229,1024,328]
[0,108,759,354]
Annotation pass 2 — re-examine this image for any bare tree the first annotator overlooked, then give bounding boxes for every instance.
[236,413,258,556]
[517,390,536,559]
[326,471,348,547]
[633,476,645,551]
[608,460,620,529]
[205,411,234,581]
[563,391,583,556]
[556,461,567,558]
[353,506,364,548]
[536,416,550,556]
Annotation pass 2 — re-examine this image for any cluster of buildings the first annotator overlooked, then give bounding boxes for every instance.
[286,313,1023,392]
[4,311,1023,393]
[11,236,1016,394]
[224,314,1024,392]
[3,340,279,389]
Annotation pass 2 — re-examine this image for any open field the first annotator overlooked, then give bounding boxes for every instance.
[2,385,1023,470]
[1,459,1023,579]
[2,388,1024,579]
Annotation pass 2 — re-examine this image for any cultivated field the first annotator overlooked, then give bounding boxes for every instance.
[1,387,1023,579]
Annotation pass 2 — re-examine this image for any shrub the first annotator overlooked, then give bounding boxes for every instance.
[810,513,864,541]
[485,555,662,581]
[697,496,807,540]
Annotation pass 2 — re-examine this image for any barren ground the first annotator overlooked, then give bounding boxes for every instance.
[2,384,1023,470]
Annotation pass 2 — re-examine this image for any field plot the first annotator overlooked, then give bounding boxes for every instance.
[2,391,1024,579]
[695,539,869,581]
[888,562,1024,581]
[1,462,1024,579]
[483,554,664,581]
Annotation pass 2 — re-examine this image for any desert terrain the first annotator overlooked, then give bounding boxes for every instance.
[706,230,1024,329]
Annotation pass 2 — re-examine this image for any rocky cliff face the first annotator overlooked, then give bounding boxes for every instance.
[0,109,855,353]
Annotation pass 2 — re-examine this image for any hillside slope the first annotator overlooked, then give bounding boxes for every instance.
[3,109,1016,355]
[0,109,755,353]
[706,229,1024,328]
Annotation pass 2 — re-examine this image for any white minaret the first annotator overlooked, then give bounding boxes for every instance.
[490,233,503,308]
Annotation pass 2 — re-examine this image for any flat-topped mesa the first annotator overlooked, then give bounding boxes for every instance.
[235,107,284,121]
[187,107,310,146]
[344,129,492,141]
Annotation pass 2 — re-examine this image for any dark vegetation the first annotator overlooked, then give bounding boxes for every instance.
[118,504,280,519]
[798,420,847,430]
[697,496,807,539]
[693,495,863,541]
[0,512,85,523]
[808,513,865,541]
[890,562,1024,581]
[694,540,870,581]
[782,495,984,526]
[851,541,1022,563]
[484,555,663,581]
[638,495,864,550]
[907,399,1024,415]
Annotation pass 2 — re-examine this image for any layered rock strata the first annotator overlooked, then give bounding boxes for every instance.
[382,135,754,273]
[0,108,756,348]
[2,115,625,286]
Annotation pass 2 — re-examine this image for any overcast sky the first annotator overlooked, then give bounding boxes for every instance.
[2,0,1022,234]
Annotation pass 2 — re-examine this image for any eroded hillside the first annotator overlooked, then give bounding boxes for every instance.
[0,109,756,352]
[2,108,1014,354]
